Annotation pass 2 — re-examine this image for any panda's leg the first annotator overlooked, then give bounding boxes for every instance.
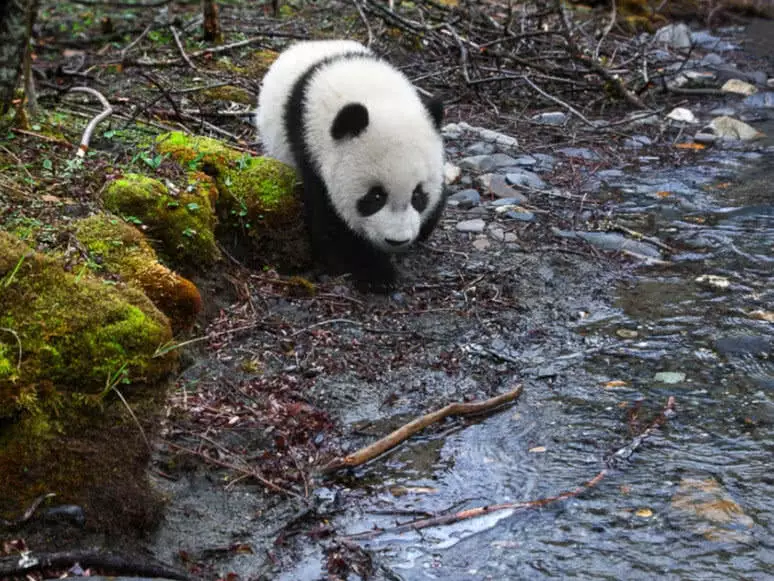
[417,195,447,242]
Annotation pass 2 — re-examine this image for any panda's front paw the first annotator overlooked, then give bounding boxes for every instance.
[352,263,397,294]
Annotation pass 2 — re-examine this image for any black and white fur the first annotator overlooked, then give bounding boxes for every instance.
[256,40,445,292]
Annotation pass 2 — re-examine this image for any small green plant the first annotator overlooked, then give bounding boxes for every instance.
[186,152,205,170]
[131,150,168,170]
[124,215,143,226]
[236,153,252,170]
[1,255,26,288]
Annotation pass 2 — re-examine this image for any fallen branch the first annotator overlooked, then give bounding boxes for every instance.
[0,493,55,529]
[170,26,198,71]
[0,550,189,580]
[65,87,114,158]
[344,396,676,541]
[322,384,524,473]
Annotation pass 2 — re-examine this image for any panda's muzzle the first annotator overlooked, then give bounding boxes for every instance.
[384,237,411,247]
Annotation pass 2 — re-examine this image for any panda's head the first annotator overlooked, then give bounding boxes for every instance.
[322,99,444,253]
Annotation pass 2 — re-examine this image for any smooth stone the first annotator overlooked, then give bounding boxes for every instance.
[624,135,652,149]
[505,169,546,190]
[490,153,518,168]
[710,106,736,116]
[491,196,528,206]
[691,30,738,51]
[552,228,662,258]
[721,79,758,96]
[456,218,487,233]
[706,116,764,141]
[701,53,724,66]
[458,155,496,172]
[488,174,528,200]
[654,23,692,49]
[694,132,718,144]
[443,162,462,185]
[557,147,600,161]
[447,188,481,209]
[667,107,699,124]
[467,142,497,156]
[531,111,568,125]
[504,209,536,222]
[715,336,772,357]
[472,236,491,251]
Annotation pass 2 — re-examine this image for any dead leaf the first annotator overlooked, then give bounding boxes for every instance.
[635,508,654,518]
[603,380,629,389]
[656,191,671,198]
[675,142,707,150]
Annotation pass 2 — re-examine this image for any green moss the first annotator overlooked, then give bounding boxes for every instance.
[103,172,220,266]
[155,131,310,270]
[74,214,203,332]
[201,84,254,104]
[0,230,174,415]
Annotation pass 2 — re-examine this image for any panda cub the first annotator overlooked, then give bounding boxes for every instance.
[256,40,446,292]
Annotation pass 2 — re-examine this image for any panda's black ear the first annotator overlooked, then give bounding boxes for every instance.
[331,103,369,141]
[423,97,444,131]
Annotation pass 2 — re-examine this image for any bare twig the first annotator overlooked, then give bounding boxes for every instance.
[322,385,524,472]
[0,327,23,371]
[594,0,617,60]
[351,0,374,48]
[0,493,55,529]
[170,26,198,71]
[522,75,594,127]
[120,21,153,60]
[65,87,114,158]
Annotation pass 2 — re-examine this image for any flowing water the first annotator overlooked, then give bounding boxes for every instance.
[311,139,774,580]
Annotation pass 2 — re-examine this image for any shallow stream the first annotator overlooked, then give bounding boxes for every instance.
[291,137,774,580]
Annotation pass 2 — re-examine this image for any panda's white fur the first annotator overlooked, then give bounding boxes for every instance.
[256,40,445,291]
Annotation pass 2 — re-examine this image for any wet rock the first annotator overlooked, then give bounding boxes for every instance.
[472,236,491,251]
[552,228,662,258]
[488,174,529,201]
[691,30,739,52]
[444,162,462,185]
[721,79,758,96]
[487,226,518,243]
[671,477,754,544]
[557,147,600,161]
[503,208,536,222]
[490,153,519,168]
[709,106,736,116]
[670,70,717,89]
[531,111,568,125]
[458,155,496,172]
[505,169,547,190]
[694,132,718,145]
[466,142,497,156]
[715,335,772,357]
[667,107,699,124]
[491,196,528,207]
[654,371,686,384]
[456,218,487,233]
[700,53,724,66]
[769,78,774,88]
[442,122,519,149]
[597,169,625,181]
[743,92,774,109]
[705,116,764,141]
[448,188,481,209]
[624,135,652,149]
[654,23,692,50]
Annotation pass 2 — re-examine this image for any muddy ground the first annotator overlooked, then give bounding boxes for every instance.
[2,0,773,579]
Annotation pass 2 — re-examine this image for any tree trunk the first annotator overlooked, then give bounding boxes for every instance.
[201,0,222,44]
[0,0,38,115]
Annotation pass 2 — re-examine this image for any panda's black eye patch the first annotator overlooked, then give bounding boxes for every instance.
[411,185,429,212]
[357,186,388,217]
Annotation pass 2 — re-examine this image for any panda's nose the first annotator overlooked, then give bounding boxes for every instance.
[385,238,410,247]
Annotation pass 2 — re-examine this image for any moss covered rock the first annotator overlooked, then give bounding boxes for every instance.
[155,131,310,270]
[201,84,254,105]
[75,214,203,332]
[103,172,220,268]
[0,231,174,413]
[0,231,177,533]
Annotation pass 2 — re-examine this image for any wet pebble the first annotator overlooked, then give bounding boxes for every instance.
[491,197,527,207]
[705,116,763,141]
[503,208,536,222]
[488,226,518,243]
[466,142,497,156]
[490,153,518,168]
[447,188,481,209]
[456,218,487,233]
[721,79,758,96]
[488,174,529,201]
[472,236,491,251]
[655,23,692,49]
[624,135,652,149]
[691,30,738,51]
[458,155,496,172]
[743,92,774,109]
[531,111,568,125]
[558,147,600,161]
[552,228,662,258]
[444,162,462,185]
[506,169,547,190]
[701,53,724,66]
[709,106,736,116]
[667,107,699,124]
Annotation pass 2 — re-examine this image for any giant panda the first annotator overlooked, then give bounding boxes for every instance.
[256,40,446,292]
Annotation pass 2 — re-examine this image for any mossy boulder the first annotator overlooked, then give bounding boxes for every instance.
[0,231,174,412]
[75,214,203,332]
[155,131,310,270]
[103,172,220,268]
[0,231,177,533]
